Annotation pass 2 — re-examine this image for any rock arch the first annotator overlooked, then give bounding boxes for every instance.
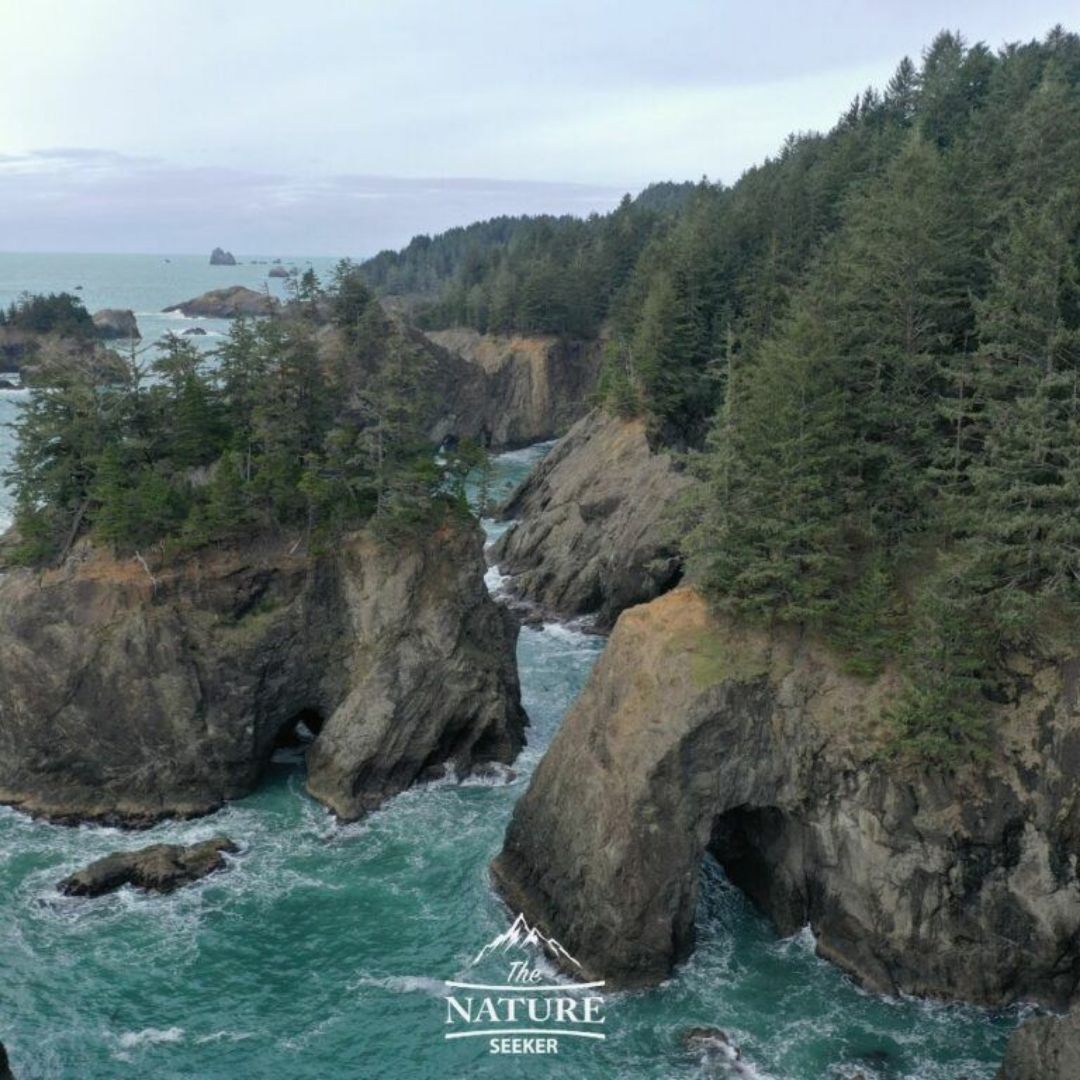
[494,589,1080,1007]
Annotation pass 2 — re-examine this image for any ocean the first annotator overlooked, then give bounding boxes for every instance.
[0,255,1019,1078]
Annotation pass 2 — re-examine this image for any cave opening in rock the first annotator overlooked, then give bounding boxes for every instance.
[707,804,810,937]
[269,709,325,769]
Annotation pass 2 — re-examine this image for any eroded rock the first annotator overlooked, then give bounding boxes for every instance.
[493,588,1080,1006]
[422,328,601,449]
[0,522,525,825]
[999,1007,1080,1079]
[491,410,690,627]
[58,837,238,896]
[164,286,275,318]
[92,309,141,340]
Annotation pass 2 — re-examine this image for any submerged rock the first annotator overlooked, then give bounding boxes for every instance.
[491,410,690,627]
[182,327,208,336]
[493,588,1080,1006]
[681,1026,739,1056]
[999,1007,1080,1079]
[92,308,140,340]
[681,1027,756,1077]
[163,286,274,318]
[58,837,238,896]
[0,522,525,825]
[209,247,237,266]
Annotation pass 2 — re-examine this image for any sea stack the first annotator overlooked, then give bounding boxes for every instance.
[0,522,526,826]
[493,587,1080,1006]
[91,308,140,340]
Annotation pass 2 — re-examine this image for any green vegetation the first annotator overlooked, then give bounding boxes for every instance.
[7,26,1078,762]
[6,268,478,564]
[358,26,1080,760]
[0,292,96,341]
[359,183,694,338]
[679,28,1080,759]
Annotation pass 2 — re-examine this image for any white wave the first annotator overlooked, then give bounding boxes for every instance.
[770,924,817,958]
[484,563,511,594]
[493,441,556,465]
[459,763,517,787]
[193,1030,254,1045]
[117,1026,184,1049]
[536,621,597,646]
[350,973,448,997]
[684,1031,776,1080]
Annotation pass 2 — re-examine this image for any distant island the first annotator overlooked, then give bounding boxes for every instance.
[209,246,237,266]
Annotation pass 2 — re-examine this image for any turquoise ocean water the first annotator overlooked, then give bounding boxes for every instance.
[0,256,1020,1078]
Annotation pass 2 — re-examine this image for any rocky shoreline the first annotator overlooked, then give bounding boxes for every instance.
[492,409,690,626]
[0,521,525,827]
[493,587,1080,1009]
[422,328,601,450]
[58,837,239,896]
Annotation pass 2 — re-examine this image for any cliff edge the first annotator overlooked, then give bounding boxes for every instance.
[493,588,1080,1007]
[0,521,525,826]
[491,410,690,626]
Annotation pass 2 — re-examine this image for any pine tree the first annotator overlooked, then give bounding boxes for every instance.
[685,304,854,622]
[90,443,134,549]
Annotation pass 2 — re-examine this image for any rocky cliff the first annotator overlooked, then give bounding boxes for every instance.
[491,410,690,626]
[92,309,140,340]
[493,588,1080,1007]
[0,521,525,826]
[164,286,275,318]
[422,329,600,449]
[1000,1006,1080,1078]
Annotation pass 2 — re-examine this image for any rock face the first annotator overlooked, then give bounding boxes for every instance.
[493,588,1080,1005]
[58,837,238,896]
[422,329,601,449]
[209,247,237,266]
[0,332,128,387]
[163,286,275,318]
[0,1041,12,1080]
[0,326,43,371]
[491,410,690,627]
[92,308,141,340]
[0,522,525,826]
[999,1007,1080,1079]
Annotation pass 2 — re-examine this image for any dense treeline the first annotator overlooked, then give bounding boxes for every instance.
[359,182,694,337]
[679,28,1080,759]
[360,26,1080,759]
[0,292,95,341]
[6,267,478,564]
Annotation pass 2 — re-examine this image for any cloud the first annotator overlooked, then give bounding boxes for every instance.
[0,150,625,255]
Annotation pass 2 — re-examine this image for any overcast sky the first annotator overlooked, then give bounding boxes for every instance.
[0,1,1071,256]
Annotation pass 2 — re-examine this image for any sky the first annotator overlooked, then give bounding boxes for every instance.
[0,0,1073,256]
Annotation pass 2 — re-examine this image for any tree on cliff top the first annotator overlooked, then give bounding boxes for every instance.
[5,276,473,564]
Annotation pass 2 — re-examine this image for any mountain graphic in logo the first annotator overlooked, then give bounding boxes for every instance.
[472,913,582,969]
